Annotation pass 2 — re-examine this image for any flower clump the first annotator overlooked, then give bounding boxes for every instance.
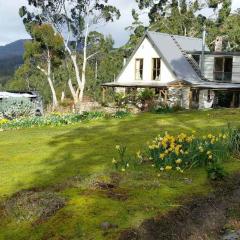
[142,132,228,173]
[0,118,9,126]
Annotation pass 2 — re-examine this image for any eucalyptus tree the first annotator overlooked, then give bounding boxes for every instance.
[20,0,120,108]
[24,24,64,109]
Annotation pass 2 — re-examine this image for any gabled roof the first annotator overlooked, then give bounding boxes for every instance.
[146,31,208,85]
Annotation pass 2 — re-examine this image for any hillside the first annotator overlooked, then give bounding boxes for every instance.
[0,39,28,86]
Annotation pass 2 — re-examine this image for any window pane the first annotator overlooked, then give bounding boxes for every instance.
[215,57,224,72]
[152,58,161,80]
[135,59,143,80]
[224,57,233,73]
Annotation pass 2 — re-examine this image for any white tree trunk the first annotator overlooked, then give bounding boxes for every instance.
[79,22,89,104]
[37,50,58,110]
[68,78,79,104]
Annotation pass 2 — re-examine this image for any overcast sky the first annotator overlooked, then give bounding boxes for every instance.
[0,0,240,47]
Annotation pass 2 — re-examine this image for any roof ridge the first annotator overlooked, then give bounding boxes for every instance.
[147,31,202,41]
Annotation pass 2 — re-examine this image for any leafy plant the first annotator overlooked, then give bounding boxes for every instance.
[141,132,229,174]
[114,110,130,119]
[227,126,240,156]
[112,145,131,172]
[207,164,227,181]
[0,111,130,130]
[0,97,35,119]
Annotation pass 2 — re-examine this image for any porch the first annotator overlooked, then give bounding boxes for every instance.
[101,81,240,110]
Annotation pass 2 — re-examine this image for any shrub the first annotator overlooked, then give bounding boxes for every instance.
[114,110,130,119]
[137,89,155,102]
[0,97,35,119]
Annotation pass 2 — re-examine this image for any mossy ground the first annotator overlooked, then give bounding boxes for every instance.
[1,109,240,239]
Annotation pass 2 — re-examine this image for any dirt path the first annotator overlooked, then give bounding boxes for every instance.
[119,174,240,240]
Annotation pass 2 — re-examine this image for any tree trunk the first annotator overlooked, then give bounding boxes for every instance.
[79,22,89,106]
[37,51,58,110]
[68,78,78,104]
[47,52,58,109]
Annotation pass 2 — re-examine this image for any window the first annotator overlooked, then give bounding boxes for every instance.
[152,58,161,80]
[135,58,144,80]
[192,55,200,66]
[214,57,233,82]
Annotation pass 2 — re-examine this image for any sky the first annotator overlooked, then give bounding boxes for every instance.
[0,0,240,47]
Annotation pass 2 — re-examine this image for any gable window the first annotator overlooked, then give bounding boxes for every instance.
[214,57,233,82]
[152,58,161,80]
[135,58,144,80]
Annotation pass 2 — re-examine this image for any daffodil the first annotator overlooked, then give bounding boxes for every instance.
[176,159,182,164]
[121,168,126,172]
[160,153,165,159]
[165,165,172,171]
[115,145,120,150]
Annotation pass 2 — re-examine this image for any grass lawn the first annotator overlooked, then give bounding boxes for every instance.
[1,109,240,239]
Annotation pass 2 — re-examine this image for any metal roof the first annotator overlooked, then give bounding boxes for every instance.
[147,31,207,85]
[102,81,168,88]
[194,82,240,90]
[0,92,37,99]
[171,34,210,52]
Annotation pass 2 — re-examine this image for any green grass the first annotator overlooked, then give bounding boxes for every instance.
[1,109,240,240]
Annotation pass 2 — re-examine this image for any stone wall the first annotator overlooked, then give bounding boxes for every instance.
[168,87,190,109]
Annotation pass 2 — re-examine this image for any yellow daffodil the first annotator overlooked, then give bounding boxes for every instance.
[165,165,172,171]
[176,159,182,164]
[208,155,213,160]
[112,158,117,164]
[121,168,126,172]
[160,153,165,159]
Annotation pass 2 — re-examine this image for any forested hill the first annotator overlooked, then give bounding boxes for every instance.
[0,39,28,86]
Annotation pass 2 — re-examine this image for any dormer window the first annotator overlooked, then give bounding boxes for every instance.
[135,58,144,80]
[152,58,161,80]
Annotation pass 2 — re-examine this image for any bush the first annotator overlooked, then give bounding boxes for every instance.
[114,111,130,119]
[0,97,35,119]
[137,89,155,102]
